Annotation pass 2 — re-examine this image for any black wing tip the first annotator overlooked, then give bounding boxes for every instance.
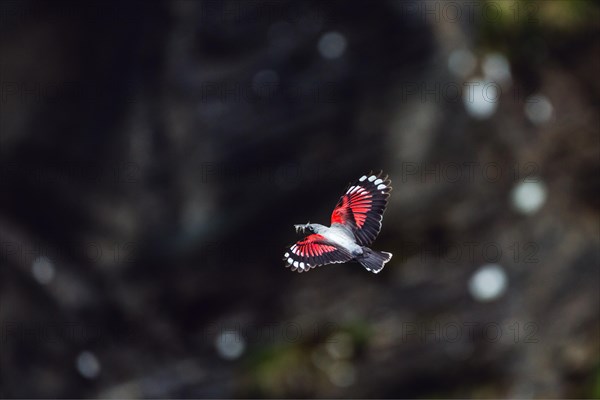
[284,260,318,273]
[368,170,387,179]
[366,170,392,184]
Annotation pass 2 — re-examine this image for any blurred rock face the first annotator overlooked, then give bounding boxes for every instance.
[0,1,599,398]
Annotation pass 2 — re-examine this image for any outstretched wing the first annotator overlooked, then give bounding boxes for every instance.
[330,171,392,246]
[283,234,353,273]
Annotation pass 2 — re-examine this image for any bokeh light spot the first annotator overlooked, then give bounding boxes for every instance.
[482,53,511,84]
[525,94,553,125]
[463,77,498,119]
[469,264,508,302]
[318,31,347,60]
[448,48,477,78]
[215,330,245,360]
[76,351,101,379]
[31,256,55,285]
[511,180,547,215]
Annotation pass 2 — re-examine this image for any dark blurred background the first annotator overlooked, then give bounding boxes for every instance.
[0,0,599,398]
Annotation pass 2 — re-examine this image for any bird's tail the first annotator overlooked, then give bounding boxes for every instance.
[358,247,392,274]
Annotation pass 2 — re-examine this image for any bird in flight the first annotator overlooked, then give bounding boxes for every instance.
[283,171,392,273]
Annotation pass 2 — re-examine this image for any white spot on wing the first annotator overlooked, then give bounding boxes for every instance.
[368,175,376,182]
[287,257,293,264]
[377,184,386,190]
[293,261,299,268]
[284,252,289,257]
[300,262,305,269]
[374,178,383,185]
[359,175,367,182]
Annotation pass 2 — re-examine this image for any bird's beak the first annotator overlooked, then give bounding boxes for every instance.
[294,223,310,233]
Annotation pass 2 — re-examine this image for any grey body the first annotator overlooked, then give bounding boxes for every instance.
[295,222,363,256]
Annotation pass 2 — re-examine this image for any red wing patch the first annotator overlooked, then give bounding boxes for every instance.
[283,234,353,273]
[330,171,392,246]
